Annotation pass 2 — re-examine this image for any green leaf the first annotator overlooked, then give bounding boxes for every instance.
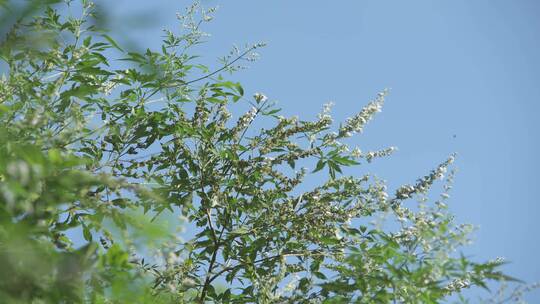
[332,156,359,166]
[263,108,282,115]
[82,224,93,242]
[101,34,124,52]
[230,227,250,235]
[313,159,326,173]
[234,82,244,96]
[83,36,92,47]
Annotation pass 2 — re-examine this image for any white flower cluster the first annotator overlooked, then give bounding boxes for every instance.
[395,184,415,200]
[100,74,124,95]
[234,106,258,131]
[444,277,471,292]
[394,154,455,200]
[218,103,232,122]
[487,256,505,265]
[0,74,12,102]
[317,101,334,122]
[202,6,217,22]
[351,147,362,158]
[253,92,268,103]
[177,2,211,39]
[364,146,397,163]
[338,90,387,138]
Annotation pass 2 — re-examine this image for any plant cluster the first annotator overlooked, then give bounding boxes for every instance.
[0,1,533,303]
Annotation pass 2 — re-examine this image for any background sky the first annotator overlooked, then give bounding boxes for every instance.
[97,0,539,301]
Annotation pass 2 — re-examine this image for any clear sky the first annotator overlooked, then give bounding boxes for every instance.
[98,0,540,301]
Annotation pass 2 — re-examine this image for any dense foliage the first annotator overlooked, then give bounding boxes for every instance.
[0,1,532,303]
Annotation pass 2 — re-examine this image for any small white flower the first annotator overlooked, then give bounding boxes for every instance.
[181,278,197,287]
[322,101,334,113]
[351,147,362,158]
[253,92,268,103]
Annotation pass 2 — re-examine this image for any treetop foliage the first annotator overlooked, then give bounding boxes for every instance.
[0,1,535,303]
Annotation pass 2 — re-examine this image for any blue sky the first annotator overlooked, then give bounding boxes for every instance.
[99,0,540,301]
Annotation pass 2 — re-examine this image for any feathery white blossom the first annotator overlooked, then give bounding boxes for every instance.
[338,90,387,137]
